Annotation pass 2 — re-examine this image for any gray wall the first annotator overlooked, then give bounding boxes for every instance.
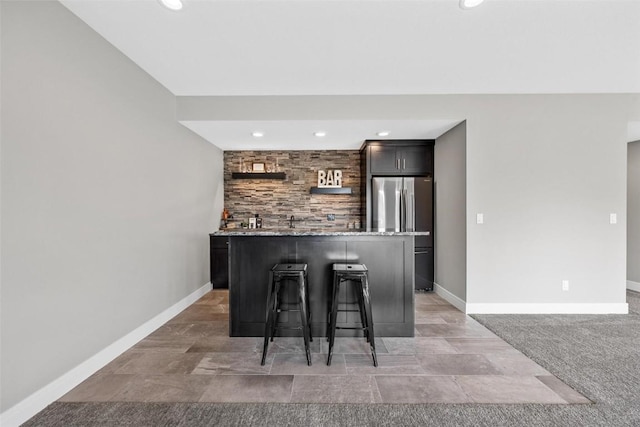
[179,94,637,307]
[434,122,467,301]
[0,1,223,411]
[629,140,640,284]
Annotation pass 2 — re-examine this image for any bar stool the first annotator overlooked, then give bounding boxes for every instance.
[261,263,313,366]
[327,263,377,367]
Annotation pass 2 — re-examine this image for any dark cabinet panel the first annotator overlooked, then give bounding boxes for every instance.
[368,141,433,176]
[229,237,292,336]
[415,247,434,291]
[210,236,229,289]
[346,239,409,325]
[400,145,432,175]
[294,239,347,336]
[226,235,415,337]
[369,145,399,174]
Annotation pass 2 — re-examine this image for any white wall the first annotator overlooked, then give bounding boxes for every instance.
[629,140,640,287]
[179,94,637,313]
[1,0,223,413]
[434,122,467,302]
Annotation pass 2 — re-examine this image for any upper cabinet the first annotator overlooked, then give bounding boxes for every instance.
[366,140,434,176]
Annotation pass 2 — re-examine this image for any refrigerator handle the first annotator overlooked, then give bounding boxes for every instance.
[405,189,414,232]
[401,189,407,232]
[395,187,402,233]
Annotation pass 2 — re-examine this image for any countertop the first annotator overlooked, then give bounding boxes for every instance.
[210,229,430,236]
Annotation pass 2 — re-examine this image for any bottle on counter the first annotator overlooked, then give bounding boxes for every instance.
[255,214,263,228]
[220,208,229,229]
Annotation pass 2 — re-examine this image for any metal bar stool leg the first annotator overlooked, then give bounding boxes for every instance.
[327,270,337,343]
[270,278,282,342]
[327,274,341,366]
[297,271,312,366]
[261,271,276,365]
[361,274,377,367]
[354,278,369,343]
[305,271,313,343]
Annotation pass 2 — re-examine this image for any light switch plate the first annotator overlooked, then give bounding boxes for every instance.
[610,213,617,224]
[476,213,484,224]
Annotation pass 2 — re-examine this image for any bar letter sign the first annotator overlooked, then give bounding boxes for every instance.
[317,169,343,188]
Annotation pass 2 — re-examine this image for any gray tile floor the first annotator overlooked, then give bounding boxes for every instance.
[60,290,590,404]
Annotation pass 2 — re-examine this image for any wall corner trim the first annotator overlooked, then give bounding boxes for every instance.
[466,302,629,315]
[433,282,467,312]
[628,280,640,293]
[0,282,213,427]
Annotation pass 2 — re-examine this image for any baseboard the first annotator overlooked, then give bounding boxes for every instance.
[466,302,629,314]
[431,283,629,314]
[433,282,467,313]
[0,282,213,427]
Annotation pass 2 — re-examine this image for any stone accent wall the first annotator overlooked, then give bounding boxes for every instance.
[223,150,362,230]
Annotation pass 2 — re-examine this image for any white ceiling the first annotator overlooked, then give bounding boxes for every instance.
[181,119,462,150]
[59,0,640,149]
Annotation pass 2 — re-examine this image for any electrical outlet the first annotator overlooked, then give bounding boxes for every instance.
[476,213,484,224]
[327,214,335,221]
[562,280,569,291]
[610,213,617,224]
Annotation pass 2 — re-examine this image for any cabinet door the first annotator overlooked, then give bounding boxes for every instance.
[294,239,347,337]
[399,145,432,175]
[346,239,408,325]
[210,237,229,289]
[230,237,292,335]
[369,145,399,174]
[415,248,434,291]
[211,248,228,288]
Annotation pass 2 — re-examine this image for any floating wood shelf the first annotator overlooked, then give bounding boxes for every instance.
[310,187,352,195]
[231,172,286,180]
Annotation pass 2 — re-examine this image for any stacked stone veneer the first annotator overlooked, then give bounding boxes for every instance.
[223,150,362,230]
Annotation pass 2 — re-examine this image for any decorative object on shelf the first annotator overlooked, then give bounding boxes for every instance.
[220,208,235,229]
[312,169,348,194]
[231,172,286,179]
[252,162,265,172]
[310,187,352,195]
[317,169,342,188]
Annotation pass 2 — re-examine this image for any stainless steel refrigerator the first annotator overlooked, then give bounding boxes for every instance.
[372,177,434,290]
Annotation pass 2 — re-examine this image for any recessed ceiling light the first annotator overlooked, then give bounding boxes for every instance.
[252,131,264,138]
[314,131,327,137]
[159,0,183,11]
[459,0,484,9]
[377,131,390,137]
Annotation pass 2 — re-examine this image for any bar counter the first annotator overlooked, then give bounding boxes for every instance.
[210,229,428,337]
[210,229,429,236]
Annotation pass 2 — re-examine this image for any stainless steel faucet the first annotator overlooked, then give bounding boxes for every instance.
[289,215,295,228]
